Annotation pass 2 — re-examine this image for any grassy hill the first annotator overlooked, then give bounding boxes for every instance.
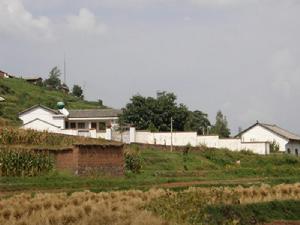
[0,78,105,123]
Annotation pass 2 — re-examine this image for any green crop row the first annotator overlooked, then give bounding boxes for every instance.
[0,127,106,147]
[0,147,54,176]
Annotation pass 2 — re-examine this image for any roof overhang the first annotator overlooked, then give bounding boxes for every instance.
[23,118,61,128]
[67,117,118,121]
[19,104,60,116]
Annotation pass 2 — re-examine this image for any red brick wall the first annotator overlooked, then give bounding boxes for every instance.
[49,144,124,176]
[52,149,75,172]
[75,144,124,176]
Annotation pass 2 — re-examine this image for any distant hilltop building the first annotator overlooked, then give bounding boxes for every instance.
[0,70,15,79]
[23,76,43,85]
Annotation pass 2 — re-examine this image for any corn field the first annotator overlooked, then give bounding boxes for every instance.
[0,147,53,176]
[0,128,106,147]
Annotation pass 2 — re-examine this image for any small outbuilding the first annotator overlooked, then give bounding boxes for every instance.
[0,70,14,79]
[236,122,300,157]
[23,76,43,85]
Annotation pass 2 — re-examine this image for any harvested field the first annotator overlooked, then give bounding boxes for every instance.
[0,183,300,225]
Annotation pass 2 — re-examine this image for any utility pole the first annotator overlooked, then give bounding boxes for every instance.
[171,117,173,152]
[63,53,67,84]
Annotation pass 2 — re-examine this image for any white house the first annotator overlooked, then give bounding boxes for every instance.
[19,104,122,138]
[0,70,14,78]
[236,122,300,157]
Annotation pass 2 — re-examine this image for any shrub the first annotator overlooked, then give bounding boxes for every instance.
[183,143,192,171]
[124,147,143,173]
[0,147,54,176]
[201,149,236,167]
[270,141,280,153]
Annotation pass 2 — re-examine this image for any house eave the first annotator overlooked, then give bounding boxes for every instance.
[67,117,119,121]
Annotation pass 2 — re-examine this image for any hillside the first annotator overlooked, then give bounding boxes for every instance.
[0,78,105,123]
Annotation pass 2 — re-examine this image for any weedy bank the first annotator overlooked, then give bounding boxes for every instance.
[0,127,110,147]
[1,144,300,192]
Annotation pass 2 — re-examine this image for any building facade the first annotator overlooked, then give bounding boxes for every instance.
[19,105,122,138]
[236,122,300,156]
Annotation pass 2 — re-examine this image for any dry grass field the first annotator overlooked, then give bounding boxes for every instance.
[0,183,300,225]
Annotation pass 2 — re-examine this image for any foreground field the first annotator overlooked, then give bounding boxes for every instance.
[0,183,300,225]
[1,135,300,224]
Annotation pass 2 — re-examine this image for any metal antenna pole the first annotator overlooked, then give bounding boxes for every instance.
[63,53,66,84]
[171,117,173,152]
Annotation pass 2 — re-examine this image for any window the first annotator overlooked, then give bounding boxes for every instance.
[91,122,97,130]
[70,122,76,129]
[65,122,69,129]
[295,149,299,157]
[99,122,106,131]
[78,122,86,129]
[287,148,291,154]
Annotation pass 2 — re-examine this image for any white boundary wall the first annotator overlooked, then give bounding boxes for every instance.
[128,128,270,155]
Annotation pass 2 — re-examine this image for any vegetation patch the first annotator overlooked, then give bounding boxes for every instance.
[0,127,112,147]
[147,184,300,225]
[0,147,53,177]
[205,200,300,225]
[0,78,104,122]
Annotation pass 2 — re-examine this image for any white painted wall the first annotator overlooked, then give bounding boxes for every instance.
[129,129,269,155]
[97,131,106,139]
[241,125,288,152]
[286,142,300,157]
[197,136,220,148]
[20,107,65,129]
[22,119,60,132]
[241,142,270,155]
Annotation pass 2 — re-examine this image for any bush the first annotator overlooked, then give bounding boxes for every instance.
[201,149,237,167]
[270,141,280,153]
[0,147,54,176]
[124,147,143,173]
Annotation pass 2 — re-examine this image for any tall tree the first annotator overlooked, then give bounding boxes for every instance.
[72,84,84,98]
[184,110,211,135]
[44,66,61,89]
[121,92,189,131]
[211,110,231,138]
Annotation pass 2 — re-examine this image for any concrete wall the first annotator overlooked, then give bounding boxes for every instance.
[241,125,288,152]
[128,128,269,155]
[286,141,300,157]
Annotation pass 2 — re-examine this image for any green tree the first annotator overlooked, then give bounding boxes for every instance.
[211,110,231,138]
[270,141,280,153]
[72,84,84,98]
[44,66,61,89]
[184,110,211,135]
[120,92,189,131]
[98,99,103,107]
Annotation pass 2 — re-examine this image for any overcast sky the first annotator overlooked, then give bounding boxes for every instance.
[1,0,300,135]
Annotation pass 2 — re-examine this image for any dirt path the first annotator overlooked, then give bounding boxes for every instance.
[0,177,266,197]
[154,177,264,188]
[265,221,300,225]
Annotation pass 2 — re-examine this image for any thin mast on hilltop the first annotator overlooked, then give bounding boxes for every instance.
[63,53,67,85]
